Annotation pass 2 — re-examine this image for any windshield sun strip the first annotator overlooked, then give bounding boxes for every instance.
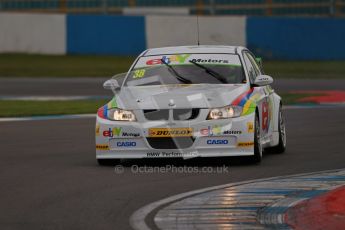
[132,63,242,71]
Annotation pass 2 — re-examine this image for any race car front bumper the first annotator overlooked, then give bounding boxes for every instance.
[95,112,255,159]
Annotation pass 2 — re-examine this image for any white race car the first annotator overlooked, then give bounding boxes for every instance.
[95,46,286,165]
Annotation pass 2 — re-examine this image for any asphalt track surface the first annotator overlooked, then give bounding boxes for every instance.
[1,107,345,230]
[1,78,345,96]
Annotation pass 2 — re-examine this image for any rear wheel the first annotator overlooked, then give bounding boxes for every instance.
[249,113,263,163]
[97,159,121,166]
[270,106,286,153]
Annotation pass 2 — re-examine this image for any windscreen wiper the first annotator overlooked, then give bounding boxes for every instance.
[161,58,192,84]
[189,60,228,83]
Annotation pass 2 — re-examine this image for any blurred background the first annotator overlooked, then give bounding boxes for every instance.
[0,0,344,116]
[1,0,345,58]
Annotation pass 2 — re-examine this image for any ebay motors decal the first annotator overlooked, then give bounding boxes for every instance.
[135,54,242,68]
[103,127,140,138]
[146,54,191,65]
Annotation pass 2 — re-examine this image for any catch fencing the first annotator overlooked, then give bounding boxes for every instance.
[0,0,344,17]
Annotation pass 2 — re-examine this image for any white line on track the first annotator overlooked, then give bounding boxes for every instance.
[0,114,95,122]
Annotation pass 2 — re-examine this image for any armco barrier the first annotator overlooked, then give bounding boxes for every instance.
[0,13,66,54]
[145,15,246,48]
[67,15,146,55]
[247,17,345,60]
[0,13,345,60]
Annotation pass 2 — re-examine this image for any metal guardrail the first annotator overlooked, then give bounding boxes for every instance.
[0,0,344,16]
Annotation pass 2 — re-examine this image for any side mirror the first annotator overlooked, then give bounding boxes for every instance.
[103,79,120,91]
[112,72,126,86]
[253,75,273,87]
[103,72,127,91]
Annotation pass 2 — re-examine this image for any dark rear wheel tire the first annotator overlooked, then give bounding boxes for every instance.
[249,113,263,163]
[97,159,121,166]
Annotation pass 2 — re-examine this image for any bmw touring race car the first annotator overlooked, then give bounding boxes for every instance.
[96,46,286,165]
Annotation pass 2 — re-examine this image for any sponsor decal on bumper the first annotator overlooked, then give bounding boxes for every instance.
[238,142,254,147]
[96,144,109,150]
[146,151,198,158]
[247,122,254,133]
[103,127,140,138]
[206,139,229,145]
[149,128,193,137]
[116,141,137,147]
[199,125,242,136]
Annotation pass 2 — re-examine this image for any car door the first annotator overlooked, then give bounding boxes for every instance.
[243,51,273,141]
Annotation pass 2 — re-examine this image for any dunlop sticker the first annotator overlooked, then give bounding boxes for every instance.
[149,128,193,137]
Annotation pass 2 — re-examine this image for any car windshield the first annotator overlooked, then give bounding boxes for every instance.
[124,53,245,86]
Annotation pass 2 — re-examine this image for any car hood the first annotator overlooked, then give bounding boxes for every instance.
[114,84,248,110]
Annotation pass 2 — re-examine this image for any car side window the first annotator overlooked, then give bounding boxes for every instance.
[246,52,262,76]
[243,52,257,83]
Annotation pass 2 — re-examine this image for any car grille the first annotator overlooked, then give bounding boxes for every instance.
[173,109,199,120]
[143,109,169,120]
[146,137,195,149]
[143,109,199,121]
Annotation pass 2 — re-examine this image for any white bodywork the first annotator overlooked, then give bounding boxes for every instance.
[96,46,282,159]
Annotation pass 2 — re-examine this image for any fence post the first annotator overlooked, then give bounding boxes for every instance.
[265,0,273,16]
[102,0,108,14]
[128,0,136,7]
[59,0,67,13]
[336,0,342,16]
[209,0,215,15]
[196,0,204,15]
[330,0,335,16]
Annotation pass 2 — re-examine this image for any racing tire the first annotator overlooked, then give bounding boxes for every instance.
[97,159,121,166]
[268,106,286,154]
[249,112,263,163]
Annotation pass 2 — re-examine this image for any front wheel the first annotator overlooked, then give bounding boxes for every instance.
[249,113,263,163]
[270,106,286,153]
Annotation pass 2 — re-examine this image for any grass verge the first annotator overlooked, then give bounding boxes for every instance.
[0,54,135,77]
[0,54,344,78]
[264,61,345,79]
[0,99,108,117]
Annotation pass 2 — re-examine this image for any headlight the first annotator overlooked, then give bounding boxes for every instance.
[108,109,136,121]
[207,105,242,120]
